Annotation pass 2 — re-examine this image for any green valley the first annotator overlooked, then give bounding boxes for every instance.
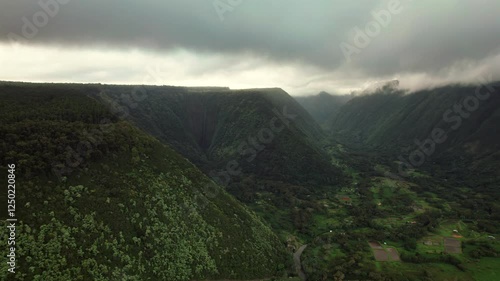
[0,81,499,281]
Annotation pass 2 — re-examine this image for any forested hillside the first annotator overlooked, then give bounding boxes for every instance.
[0,82,291,281]
[95,85,345,238]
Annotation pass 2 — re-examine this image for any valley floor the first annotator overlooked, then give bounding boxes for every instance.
[249,141,500,281]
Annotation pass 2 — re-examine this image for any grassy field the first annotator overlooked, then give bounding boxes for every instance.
[465,257,500,281]
[373,262,474,281]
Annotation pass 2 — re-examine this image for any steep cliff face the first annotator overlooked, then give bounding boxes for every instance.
[98,86,340,186]
[328,82,500,181]
[330,83,500,155]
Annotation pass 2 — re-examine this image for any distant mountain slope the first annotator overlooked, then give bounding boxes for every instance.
[97,86,341,186]
[329,82,500,179]
[0,82,290,281]
[295,91,352,128]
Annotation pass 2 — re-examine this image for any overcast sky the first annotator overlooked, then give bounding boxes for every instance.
[0,0,499,95]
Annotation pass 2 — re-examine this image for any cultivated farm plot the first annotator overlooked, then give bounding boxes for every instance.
[369,241,383,249]
[368,241,401,261]
[444,237,462,254]
[387,248,401,261]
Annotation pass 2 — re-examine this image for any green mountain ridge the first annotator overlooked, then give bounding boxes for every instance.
[97,86,332,179]
[94,85,344,213]
[0,82,291,281]
[327,83,500,180]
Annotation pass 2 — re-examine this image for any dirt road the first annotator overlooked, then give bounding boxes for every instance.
[293,244,308,281]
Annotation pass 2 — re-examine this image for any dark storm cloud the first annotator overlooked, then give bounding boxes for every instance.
[0,1,404,69]
[0,0,499,93]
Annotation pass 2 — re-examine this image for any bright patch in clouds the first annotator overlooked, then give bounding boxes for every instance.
[1,43,500,96]
[0,44,366,95]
